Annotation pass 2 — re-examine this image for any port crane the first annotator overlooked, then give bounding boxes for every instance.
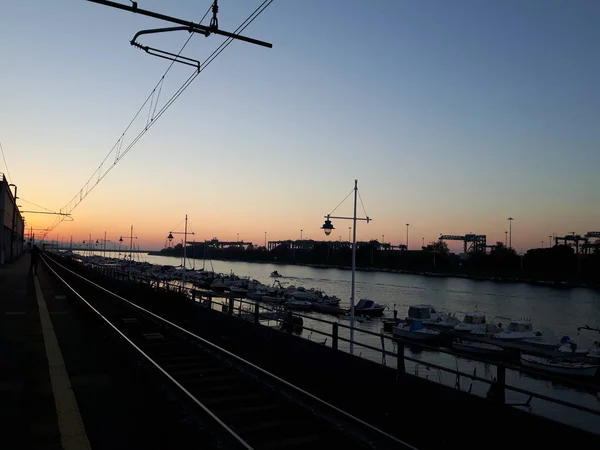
[439,234,487,253]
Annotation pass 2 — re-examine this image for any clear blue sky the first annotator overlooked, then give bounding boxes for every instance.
[1,0,598,251]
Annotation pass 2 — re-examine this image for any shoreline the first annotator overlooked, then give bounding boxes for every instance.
[146,251,600,291]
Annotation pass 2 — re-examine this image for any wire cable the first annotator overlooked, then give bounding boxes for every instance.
[328,188,355,216]
[41,1,273,239]
[0,139,13,183]
[357,189,369,219]
[19,198,55,212]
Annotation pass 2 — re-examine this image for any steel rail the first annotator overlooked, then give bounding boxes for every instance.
[41,256,253,449]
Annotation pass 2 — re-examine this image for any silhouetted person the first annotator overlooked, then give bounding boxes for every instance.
[29,245,40,275]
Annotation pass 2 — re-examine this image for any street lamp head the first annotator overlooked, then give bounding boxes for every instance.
[321,218,335,236]
[167,232,174,241]
[119,236,123,243]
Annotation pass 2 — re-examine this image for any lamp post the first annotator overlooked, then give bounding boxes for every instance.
[119,225,138,274]
[300,229,303,240]
[405,224,409,250]
[505,231,508,246]
[264,231,267,249]
[507,217,514,249]
[321,179,371,355]
[548,235,552,248]
[348,227,351,242]
[422,237,424,248]
[167,215,194,286]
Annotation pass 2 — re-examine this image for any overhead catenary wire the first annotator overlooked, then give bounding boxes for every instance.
[59,3,214,216]
[19,198,55,212]
[41,0,274,239]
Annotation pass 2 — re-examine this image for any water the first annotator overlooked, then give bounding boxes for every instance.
[84,251,600,433]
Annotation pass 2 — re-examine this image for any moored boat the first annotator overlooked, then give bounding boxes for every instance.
[520,354,599,377]
[452,339,504,356]
[406,304,459,329]
[354,299,386,317]
[392,320,441,341]
[492,319,542,341]
[454,312,487,333]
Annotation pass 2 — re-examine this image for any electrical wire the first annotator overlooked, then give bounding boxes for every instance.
[0,139,12,183]
[59,3,214,217]
[41,0,274,239]
[18,198,55,212]
[357,189,369,219]
[328,188,355,216]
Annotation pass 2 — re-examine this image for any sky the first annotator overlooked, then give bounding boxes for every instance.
[1,0,598,252]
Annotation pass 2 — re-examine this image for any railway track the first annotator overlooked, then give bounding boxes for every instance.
[42,255,417,450]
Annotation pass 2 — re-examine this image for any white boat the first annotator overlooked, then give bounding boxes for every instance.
[587,340,600,359]
[392,321,440,341]
[492,319,542,341]
[406,305,459,328]
[454,312,487,333]
[452,340,504,356]
[556,336,588,356]
[520,354,599,377]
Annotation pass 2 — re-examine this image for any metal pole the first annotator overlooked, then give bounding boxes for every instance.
[350,179,358,355]
[129,225,133,273]
[183,214,188,287]
[87,0,273,48]
[406,223,409,250]
[104,231,107,257]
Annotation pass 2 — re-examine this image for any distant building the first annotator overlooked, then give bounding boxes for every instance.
[0,174,25,264]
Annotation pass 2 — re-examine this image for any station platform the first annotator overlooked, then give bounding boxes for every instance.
[0,254,208,450]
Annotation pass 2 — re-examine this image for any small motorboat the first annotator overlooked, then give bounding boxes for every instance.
[520,354,599,377]
[454,312,487,333]
[392,320,441,342]
[354,299,386,317]
[381,317,403,333]
[492,319,542,341]
[405,304,459,329]
[270,270,282,278]
[452,339,504,356]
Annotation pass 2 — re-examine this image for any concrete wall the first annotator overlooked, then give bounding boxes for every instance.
[0,175,25,264]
